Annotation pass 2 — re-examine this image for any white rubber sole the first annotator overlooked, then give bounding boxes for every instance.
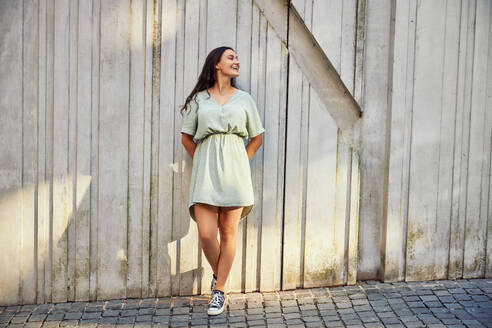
[207,303,225,316]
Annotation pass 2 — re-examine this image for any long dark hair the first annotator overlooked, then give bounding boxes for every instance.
[180,46,238,115]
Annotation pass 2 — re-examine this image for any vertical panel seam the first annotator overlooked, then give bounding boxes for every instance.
[403,0,418,281]
[434,0,449,268]
[462,0,477,275]
[279,0,290,292]
[447,0,464,279]
[20,0,26,304]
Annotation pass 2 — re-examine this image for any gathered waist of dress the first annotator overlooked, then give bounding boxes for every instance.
[198,132,244,143]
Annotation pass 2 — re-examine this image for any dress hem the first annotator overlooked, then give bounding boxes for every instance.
[189,201,254,223]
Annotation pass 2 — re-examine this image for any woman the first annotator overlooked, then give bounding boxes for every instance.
[180,46,265,315]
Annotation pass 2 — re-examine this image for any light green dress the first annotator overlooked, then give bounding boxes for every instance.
[180,88,265,222]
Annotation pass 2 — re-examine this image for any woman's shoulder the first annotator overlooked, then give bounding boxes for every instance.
[235,88,254,101]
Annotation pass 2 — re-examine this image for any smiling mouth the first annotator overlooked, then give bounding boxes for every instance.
[232,66,239,71]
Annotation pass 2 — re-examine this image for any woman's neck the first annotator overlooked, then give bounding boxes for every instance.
[211,76,234,94]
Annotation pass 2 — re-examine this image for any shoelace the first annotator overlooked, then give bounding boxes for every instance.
[209,292,224,308]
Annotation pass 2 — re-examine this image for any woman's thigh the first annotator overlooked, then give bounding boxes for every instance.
[218,206,243,236]
[194,203,219,238]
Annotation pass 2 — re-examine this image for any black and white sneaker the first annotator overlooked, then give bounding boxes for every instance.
[210,274,217,293]
[208,289,225,315]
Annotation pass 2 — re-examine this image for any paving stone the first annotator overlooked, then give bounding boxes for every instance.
[324,320,344,327]
[316,302,335,310]
[247,313,264,321]
[420,295,439,302]
[425,301,445,307]
[407,301,425,308]
[462,319,486,327]
[302,315,322,323]
[25,323,43,328]
[28,314,47,322]
[266,312,282,319]
[373,305,392,312]
[45,314,64,321]
[285,318,304,326]
[283,312,301,320]
[78,318,99,326]
[281,300,297,307]
[455,294,473,301]
[438,295,456,303]
[377,311,397,318]
[404,296,420,302]
[266,317,284,324]
[321,314,339,321]
[282,306,300,314]
[381,317,401,324]
[338,308,356,315]
[319,309,338,317]
[117,316,135,324]
[265,306,281,313]
[360,315,380,323]
[441,318,462,324]
[228,303,245,310]
[63,312,82,320]
[246,307,263,315]
[339,313,358,320]
[434,290,451,296]
[316,296,333,304]
[246,301,263,309]
[99,316,118,324]
[403,320,426,328]
[300,304,316,312]
[400,315,420,323]
[364,322,384,328]
[10,316,29,324]
[248,319,266,326]
[354,304,372,312]
[228,315,246,322]
[297,298,315,305]
[411,307,431,314]
[301,309,318,317]
[343,318,363,325]
[394,309,414,316]
[85,305,103,312]
[335,302,352,309]
[154,308,169,316]
[102,309,120,317]
[352,299,369,306]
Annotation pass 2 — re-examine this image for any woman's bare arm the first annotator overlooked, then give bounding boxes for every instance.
[181,133,197,159]
[245,134,263,160]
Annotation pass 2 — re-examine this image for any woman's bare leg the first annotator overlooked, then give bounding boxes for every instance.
[194,203,220,275]
[214,206,242,291]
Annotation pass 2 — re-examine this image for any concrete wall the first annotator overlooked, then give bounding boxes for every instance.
[0,0,491,306]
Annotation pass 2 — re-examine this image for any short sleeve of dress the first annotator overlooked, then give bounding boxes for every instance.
[180,97,198,136]
[245,95,265,139]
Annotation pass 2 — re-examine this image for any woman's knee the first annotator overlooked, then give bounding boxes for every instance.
[198,229,217,244]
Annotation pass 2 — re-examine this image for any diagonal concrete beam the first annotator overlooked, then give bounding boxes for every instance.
[253,0,362,137]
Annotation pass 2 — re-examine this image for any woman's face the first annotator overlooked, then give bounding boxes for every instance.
[215,49,240,78]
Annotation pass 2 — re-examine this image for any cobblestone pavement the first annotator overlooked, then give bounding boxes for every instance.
[1,279,491,328]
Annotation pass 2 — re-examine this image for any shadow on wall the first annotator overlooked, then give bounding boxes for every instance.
[0,172,202,305]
